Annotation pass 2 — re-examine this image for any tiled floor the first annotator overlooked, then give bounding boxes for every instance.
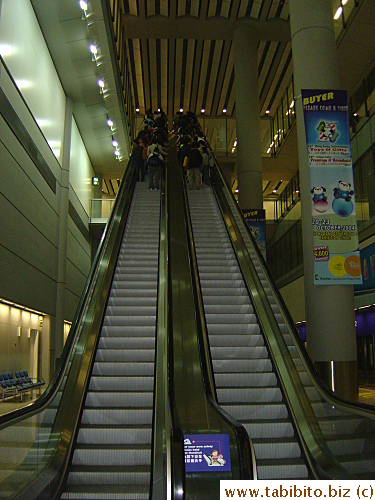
[0,391,43,416]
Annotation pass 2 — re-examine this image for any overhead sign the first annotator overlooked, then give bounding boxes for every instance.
[301,89,362,285]
[184,434,231,473]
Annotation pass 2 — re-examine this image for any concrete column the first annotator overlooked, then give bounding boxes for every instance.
[289,0,357,400]
[52,97,73,372]
[233,26,263,210]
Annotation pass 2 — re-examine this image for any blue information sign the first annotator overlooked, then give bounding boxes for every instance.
[184,434,231,473]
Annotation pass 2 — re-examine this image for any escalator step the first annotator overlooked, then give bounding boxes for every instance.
[209,333,264,347]
[77,427,152,445]
[80,408,153,426]
[215,372,277,387]
[98,337,155,349]
[71,444,151,466]
[92,362,154,376]
[84,391,153,407]
[212,358,272,372]
[252,437,303,459]
[207,323,261,335]
[210,346,268,359]
[89,376,154,392]
[217,386,283,403]
[256,458,309,480]
[100,325,156,337]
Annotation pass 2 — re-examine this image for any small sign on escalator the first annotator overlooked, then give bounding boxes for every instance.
[184,433,231,473]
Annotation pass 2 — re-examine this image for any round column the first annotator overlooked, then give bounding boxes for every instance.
[289,0,357,400]
[233,26,263,210]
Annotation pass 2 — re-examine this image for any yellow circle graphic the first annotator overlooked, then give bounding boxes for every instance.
[344,255,362,277]
[328,255,347,277]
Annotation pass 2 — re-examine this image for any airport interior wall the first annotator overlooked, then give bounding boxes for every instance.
[0,0,95,383]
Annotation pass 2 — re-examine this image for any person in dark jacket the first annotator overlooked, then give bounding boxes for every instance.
[184,141,202,190]
[133,140,145,181]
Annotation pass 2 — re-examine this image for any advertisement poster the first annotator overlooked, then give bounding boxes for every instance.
[301,89,362,285]
[242,209,266,260]
[354,242,375,292]
[184,434,231,473]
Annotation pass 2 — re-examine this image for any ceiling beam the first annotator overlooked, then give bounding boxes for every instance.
[121,16,291,41]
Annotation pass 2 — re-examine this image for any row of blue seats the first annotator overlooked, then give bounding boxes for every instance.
[0,371,45,402]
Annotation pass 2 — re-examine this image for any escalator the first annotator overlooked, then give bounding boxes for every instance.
[187,186,308,479]
[61,182,160,498]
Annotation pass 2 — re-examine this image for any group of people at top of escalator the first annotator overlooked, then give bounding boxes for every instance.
[133,108,168,190]
[132,109,215,191]
[174,111,213,190]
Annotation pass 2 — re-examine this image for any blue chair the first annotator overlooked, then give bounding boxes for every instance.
[0,373,17,401]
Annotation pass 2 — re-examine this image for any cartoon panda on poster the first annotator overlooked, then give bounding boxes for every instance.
[311,186,328,213]
[332,180,354,217]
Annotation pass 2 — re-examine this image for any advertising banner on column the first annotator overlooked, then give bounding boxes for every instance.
[242,209,266,260]
[301,89,362,285]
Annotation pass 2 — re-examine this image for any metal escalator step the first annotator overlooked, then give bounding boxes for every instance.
[107,296,156,306]
[208,334,264,347]
[220,404,289,422]
[72,443,151,466]
[201,286,249,297]
[256,458,309,480]
[89,376,154,392]
[107,288,157,298]
[217,387,282,403]
[92,362,154,376]
[102,316,155,327]
[207,322,261,336]
[252,437,304,459]
[212,358,272,372]
[203,304,254,314]
[110,280,157,289]
[84,391,153,407]
[201,287,249,301]
[61,483,149,500]
[103,306,156,317]
[242,420,296,439]
[200,279,250,288]
[112,274,157,282]
[66,465,150,486]
[95,350,155,362]
[80,408,153,426]
[113,266,158,275]
[98,337,155,349]
[204,313,258,324]
[100,325,156,337]
[215,372,277,387]
[211,345,268,359]
[76,426,152,445]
